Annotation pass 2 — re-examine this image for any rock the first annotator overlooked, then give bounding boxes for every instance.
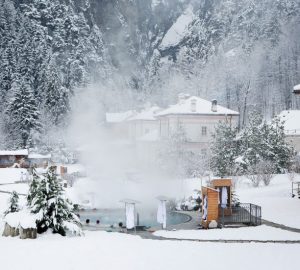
[2,222,19,237]
[19,227,37,239]
[208,220,218,229]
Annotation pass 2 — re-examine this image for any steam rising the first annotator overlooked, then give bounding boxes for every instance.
[67,85,186,210]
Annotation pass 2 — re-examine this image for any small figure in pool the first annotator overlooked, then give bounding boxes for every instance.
[85,219,90,225]
[96,219,100,225]
[118,222,124,233]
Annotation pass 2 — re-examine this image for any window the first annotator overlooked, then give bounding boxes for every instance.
[202,126,207,136]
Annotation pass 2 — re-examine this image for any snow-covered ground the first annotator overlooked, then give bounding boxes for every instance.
[0,168,28,184]
[0,231,299,270]
[154,225,300,241]
[1,168,300,270]
[236,174,300,229]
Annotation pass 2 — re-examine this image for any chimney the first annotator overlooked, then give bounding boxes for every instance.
[211,99,217,112]
[191,98,197,112]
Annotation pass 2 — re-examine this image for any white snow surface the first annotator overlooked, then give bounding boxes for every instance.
[0,149,28,156]
[293,84,300,90]
[28,153,51,159]
[159,5,195,49]
[128,106,161,121]
[4,210,38,229]
[157,96,239,116]
[105,110,136,123]
[236,174,300,229]
[277,110,300,135]
[0,168,29,184]
[0,231,299,270]
[154,225,300,241]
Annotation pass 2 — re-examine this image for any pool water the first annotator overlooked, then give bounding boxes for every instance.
[79,209,191,227]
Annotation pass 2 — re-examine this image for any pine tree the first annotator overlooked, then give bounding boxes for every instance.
[4,191,20,216]
[211,121,239,177]
[28,166,81,236]
[5,79,42,148]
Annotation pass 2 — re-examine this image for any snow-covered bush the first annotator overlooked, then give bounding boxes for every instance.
[4,191,20,216]
[27,167,82,236]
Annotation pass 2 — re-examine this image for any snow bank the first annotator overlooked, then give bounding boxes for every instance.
[159,5,195,49]
[154,225,300,241]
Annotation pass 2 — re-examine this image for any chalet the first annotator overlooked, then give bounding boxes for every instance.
[277,110,300,153]
[156,94,239,154]
[0,149,29,168]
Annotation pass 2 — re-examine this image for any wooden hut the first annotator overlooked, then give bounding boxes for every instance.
[211,179,232,216]
[201,187,219,229]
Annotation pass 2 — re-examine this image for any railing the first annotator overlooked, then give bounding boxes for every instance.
[218,203,262,226]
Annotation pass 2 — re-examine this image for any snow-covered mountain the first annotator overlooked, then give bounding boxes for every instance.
[0,0,300,148]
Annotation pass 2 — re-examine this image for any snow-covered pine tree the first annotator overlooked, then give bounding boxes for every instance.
[265,116,294,172]
[210,121,239,177]
[4,191,20,216]
[27,167,41,207]
[5,79,42,148]
[28,166,81,236]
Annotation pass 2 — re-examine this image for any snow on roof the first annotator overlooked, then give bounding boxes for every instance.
[28,153,51,159]
[277,110,300,135]
[128,106,161,121]
[105,110,136,123]
[159,5,195,50]
[0,149,28,156]
[293,84,300,91]
[157,96,239,116]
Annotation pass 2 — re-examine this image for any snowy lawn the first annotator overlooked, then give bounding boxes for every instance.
[0,168,28,184]
[236,174,300,229]
[154,225,300,241]
[0,231,299,270]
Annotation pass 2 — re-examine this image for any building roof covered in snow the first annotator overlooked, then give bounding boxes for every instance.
[293,84,300,91]
[28,153,51,159]
[105,110,136,123]
[278,110,300,135]
[157,95,239,117]
[0,149,28,156]
[128,106,161,121]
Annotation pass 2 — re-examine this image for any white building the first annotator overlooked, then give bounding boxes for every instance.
[156,95,239,154]
[105,95,240,155]
[277,110,300,152]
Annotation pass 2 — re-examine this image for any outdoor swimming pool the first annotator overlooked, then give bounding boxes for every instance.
[79,209,191,228]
